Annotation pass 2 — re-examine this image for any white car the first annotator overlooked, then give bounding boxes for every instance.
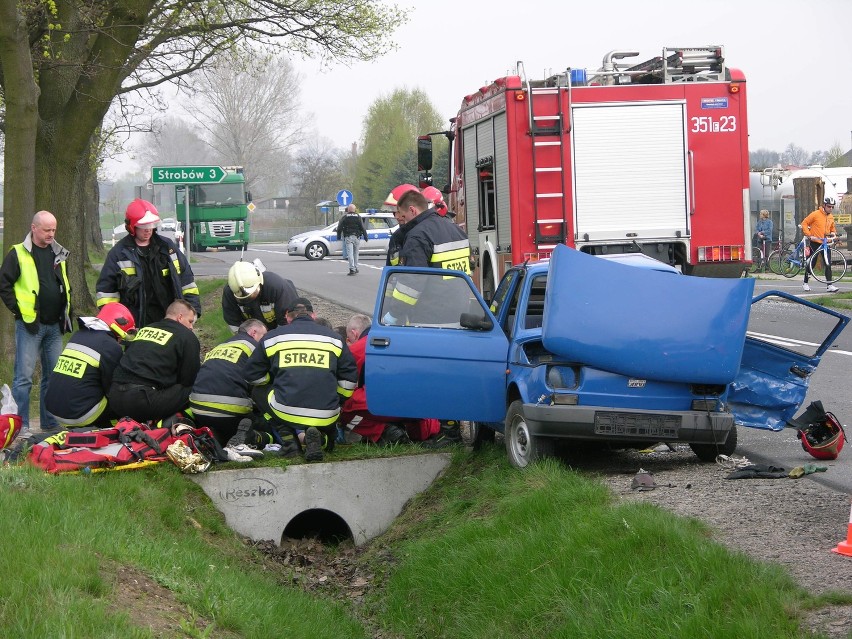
[287,212,398,261]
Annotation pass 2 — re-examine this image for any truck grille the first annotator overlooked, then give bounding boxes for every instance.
[210,221,236,237]
[594,412,680,438]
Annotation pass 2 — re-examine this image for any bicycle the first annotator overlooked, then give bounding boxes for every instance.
[778,236,847,284]
[749,233,792,275]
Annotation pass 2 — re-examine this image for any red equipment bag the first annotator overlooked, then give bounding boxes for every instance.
[27,417,217,474]
[0,414,22,450]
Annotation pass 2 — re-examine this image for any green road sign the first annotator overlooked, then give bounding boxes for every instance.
[151,165,226,184]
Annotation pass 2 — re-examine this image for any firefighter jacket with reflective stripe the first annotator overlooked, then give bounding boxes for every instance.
[0,234,72,332]
[111,318,200,389]
[243,315,358,428]
[221,271,299,332]
[45,324,122,426]
[386,221,412,266]
[387,209,471,321]
[95,234,200,327]
[189,333,259,418]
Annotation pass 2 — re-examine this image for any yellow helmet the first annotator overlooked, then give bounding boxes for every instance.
[228,261,263,301]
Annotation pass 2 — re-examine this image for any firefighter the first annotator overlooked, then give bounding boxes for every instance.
[45,303,136,430]
[384,183,420,266]
[107,299,200,423]
[188,318,280,461]
[383,188,472,325]
[222,260,299,332]
[96,199,201,328]
[243,297,358,462]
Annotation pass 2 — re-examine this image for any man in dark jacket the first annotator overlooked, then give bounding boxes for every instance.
[244,297,358,462]
[0,210,72,436]
[96,199,200,327]
[108,300,200,423]
[222,260,298,332]
[335,204,368,275]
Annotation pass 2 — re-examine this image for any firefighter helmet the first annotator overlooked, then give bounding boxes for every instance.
[97,302,137,340]
[824,196,837,207]
[422,186,444,205]
[384,184,419,207]
[797,413,845,460]
[124,199,161,236]
[228,261,264,301]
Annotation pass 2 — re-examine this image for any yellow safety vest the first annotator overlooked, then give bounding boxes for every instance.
[12,243,71,325]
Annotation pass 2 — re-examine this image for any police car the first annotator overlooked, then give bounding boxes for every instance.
[287,211,398,260]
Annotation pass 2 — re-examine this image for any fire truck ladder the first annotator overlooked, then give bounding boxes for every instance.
[520,62,568,251]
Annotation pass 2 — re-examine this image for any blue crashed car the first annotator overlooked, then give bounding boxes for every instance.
[365,245,849,468]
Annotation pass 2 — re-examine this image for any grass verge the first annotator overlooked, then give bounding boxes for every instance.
[0,444,837,638]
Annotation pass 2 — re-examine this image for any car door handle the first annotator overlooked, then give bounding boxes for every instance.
[370,337,390,347]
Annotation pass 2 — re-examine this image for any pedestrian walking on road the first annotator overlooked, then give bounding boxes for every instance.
[336,204,368,275]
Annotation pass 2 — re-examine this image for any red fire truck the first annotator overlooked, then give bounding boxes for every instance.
[418,46,750,297]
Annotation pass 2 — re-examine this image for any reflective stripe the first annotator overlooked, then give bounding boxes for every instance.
[189,393,253,416]
[62,343,102,367]
[392,282,419,306]
[182,281,200,296]
[268,391,340,427]
[96,292,120,306]
[55,396,109,427]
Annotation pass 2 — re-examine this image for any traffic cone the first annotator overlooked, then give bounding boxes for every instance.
[832,500,852,557]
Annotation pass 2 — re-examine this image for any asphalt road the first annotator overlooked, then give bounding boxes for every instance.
[192,244,852,494]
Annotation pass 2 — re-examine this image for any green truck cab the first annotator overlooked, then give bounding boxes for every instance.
[177,166,250,252]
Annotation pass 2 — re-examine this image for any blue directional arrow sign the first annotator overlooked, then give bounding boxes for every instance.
[336,189,353,207]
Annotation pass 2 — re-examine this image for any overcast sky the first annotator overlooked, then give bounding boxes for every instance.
[297,0,851,155]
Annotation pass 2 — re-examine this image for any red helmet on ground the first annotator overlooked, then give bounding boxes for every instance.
[384,184,419,207]
[125,199,161,236]
[421,186,444,205]
[97,302,137,340]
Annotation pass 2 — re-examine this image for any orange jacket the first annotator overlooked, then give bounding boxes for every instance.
[801,207,836,240]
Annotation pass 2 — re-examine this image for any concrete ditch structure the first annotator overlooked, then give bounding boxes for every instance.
[191,453,451,546]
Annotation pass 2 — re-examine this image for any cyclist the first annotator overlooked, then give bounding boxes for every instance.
[801,196,839,293]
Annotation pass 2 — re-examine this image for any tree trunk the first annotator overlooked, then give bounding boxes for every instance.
[0,3,40,356]
[35,132,97,318]
[86,171,103,261]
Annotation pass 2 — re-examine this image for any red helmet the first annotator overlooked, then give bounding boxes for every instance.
[97,303,137,339]
[797,413,846,460]
[384,184,419,207]
[125,199,161,236]
[422,186,444,205]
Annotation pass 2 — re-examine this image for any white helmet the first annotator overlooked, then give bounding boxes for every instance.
[228,261,263,301]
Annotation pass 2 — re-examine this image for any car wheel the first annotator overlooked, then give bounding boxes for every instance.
[306,241,328,260]
[505,400,554,469]
[689,424,738,462]
[460,421,496,449]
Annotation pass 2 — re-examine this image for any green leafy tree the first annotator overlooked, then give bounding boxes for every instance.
[354,88,446,209]
[0,0,405,347]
